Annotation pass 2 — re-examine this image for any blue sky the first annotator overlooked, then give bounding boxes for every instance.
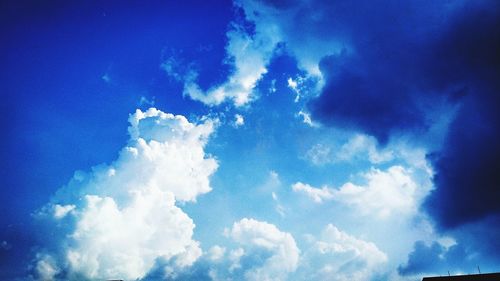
[1,0,499,280]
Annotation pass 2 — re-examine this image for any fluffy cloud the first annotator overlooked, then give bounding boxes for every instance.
[33,108,218,280]
[291,182,333,203]
[234,114,245,127]
[227,218,299,281]
[163,218,299,281]
[207,245,226,262]
[174,3,282,107]
[293,166,428,218]
[333,166,422,218]
[298,224,387,281]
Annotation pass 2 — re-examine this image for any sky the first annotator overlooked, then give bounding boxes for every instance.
[1,0,499,280]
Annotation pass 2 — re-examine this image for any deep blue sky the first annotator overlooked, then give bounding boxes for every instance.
[1,0,230,221]
[1,1,499,280]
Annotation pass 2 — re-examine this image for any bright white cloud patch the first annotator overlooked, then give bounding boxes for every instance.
[234,113,245,127]
[292,182,334,203]
[33,108,218,280]
[293,166,422,218]
[208,245,226,262]
[334,166,419,218]
[228,218,300,281]
[298,224,387,281]
[287,77,300,102]
[180,19,281,106]
[53,204,75,219]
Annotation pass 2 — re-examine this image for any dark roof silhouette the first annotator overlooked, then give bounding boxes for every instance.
[422,272,500,280]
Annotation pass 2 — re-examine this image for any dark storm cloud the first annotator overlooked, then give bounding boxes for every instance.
[306,0,500,229]
[422,3,500,229]
[309,0,454,143]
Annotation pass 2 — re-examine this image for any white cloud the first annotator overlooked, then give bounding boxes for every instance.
[287,77,300,102]
[229,218,300,281]
[180,19,281,106]
[53,204,75,219]
[208,245,226,262]
[337,134,394,163]
[298,224,387,281]
[234,114,245,127]
[168,0,348,107]
[33,108,218,280]
[236,0,344,78]
[334,166,420,218]
[292,182,334,203]
[35,254,59,281]
[287,75,311,102]
[287,77,297,89]
[297,110,318,127]
[229,247,245,272]
[293,166,424,218]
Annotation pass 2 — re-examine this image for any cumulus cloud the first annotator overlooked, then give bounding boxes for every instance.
[293,166,428,219]
[207,245,226,262]
[234,114,245,127]
[227,218,299,281]
[166,218,299,281]
[291,182,333,203]
[333,166,422,218]
[33,108,218,280]
[298,224,387,281]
